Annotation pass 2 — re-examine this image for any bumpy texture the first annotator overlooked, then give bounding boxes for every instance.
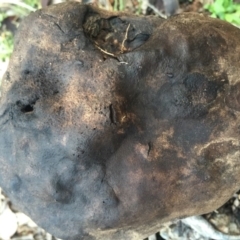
[0,2,240,239]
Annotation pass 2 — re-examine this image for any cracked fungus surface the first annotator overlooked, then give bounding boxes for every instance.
[0,2,240,240]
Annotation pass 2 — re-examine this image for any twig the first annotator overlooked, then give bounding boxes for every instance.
[182,215,240,240]
[147,3,167,19]
[95,45,116,57]
[121,23,130,53]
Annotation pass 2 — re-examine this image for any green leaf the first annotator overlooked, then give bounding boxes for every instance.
[225,12,240,24]
[204,0,240,26]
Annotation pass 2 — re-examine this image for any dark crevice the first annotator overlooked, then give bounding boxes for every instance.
[16,98,39,114]
[53,22,65,34]
[148,142,152,156]
[42,13,65,34]
[42,13,58,20]
[101,169,120,205]
[109,104,117,124]
[54,179,73,204]
[0,105,9,124]
[23,69,31,75]
[0,118,9,129]
[21,104,34,113]
[0,107,8,119]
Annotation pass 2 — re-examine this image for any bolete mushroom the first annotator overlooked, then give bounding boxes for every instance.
[0,2,240,239]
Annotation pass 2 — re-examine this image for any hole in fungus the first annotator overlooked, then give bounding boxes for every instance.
[21,104,34,113]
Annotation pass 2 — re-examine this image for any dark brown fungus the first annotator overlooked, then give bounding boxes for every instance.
[0,3,240,240]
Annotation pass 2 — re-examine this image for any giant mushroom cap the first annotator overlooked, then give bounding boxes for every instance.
[0,2,240,239]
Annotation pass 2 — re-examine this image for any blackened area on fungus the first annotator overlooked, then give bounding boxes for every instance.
[187,26,228,69]
[154,72,225,120]
[10,47,62,105]
[183,72,220,104]
[166,72,228,150]
[53,178,74,204]
[50,169,77,204]
[80,125,135,169]
[173,119,211,151]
